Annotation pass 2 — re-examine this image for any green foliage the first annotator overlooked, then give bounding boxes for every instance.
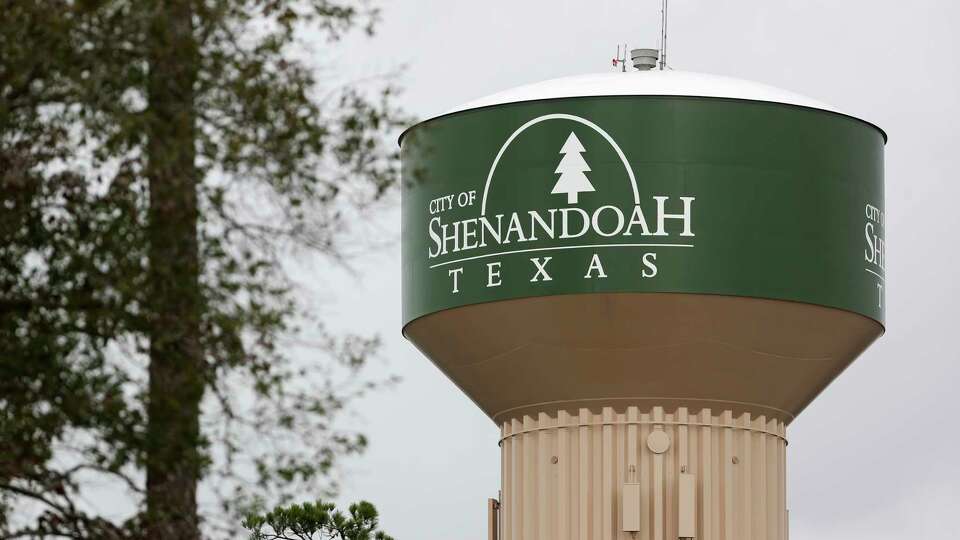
[243,500,393,540]
[0,0,410,537]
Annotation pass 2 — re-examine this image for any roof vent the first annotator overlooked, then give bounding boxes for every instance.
[630,48,659,71]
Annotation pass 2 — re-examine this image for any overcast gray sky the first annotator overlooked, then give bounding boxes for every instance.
[310,1,960,539]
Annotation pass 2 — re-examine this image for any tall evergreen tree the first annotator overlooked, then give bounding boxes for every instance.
[0,1,408,538]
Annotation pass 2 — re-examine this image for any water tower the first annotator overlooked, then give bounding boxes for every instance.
[399,34,886,540]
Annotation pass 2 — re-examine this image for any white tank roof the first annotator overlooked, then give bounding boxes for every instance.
[401,70,885,143]
[444,70,853,120]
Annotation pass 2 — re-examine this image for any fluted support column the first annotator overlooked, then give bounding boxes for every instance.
[498,406,788,540]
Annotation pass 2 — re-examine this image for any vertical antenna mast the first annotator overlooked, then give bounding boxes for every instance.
[659,0,668,70]
[613,43,628,72]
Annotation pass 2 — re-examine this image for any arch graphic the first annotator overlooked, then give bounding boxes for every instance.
[480,114,639,215]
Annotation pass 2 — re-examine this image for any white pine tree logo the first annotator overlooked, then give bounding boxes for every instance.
[551,132,595,204]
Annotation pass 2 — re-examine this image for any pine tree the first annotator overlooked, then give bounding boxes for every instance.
[243,499,393,540]
[0,1,409,538]
[551,132,595,204]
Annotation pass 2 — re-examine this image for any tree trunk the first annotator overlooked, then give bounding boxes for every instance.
[144,1,203,539]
